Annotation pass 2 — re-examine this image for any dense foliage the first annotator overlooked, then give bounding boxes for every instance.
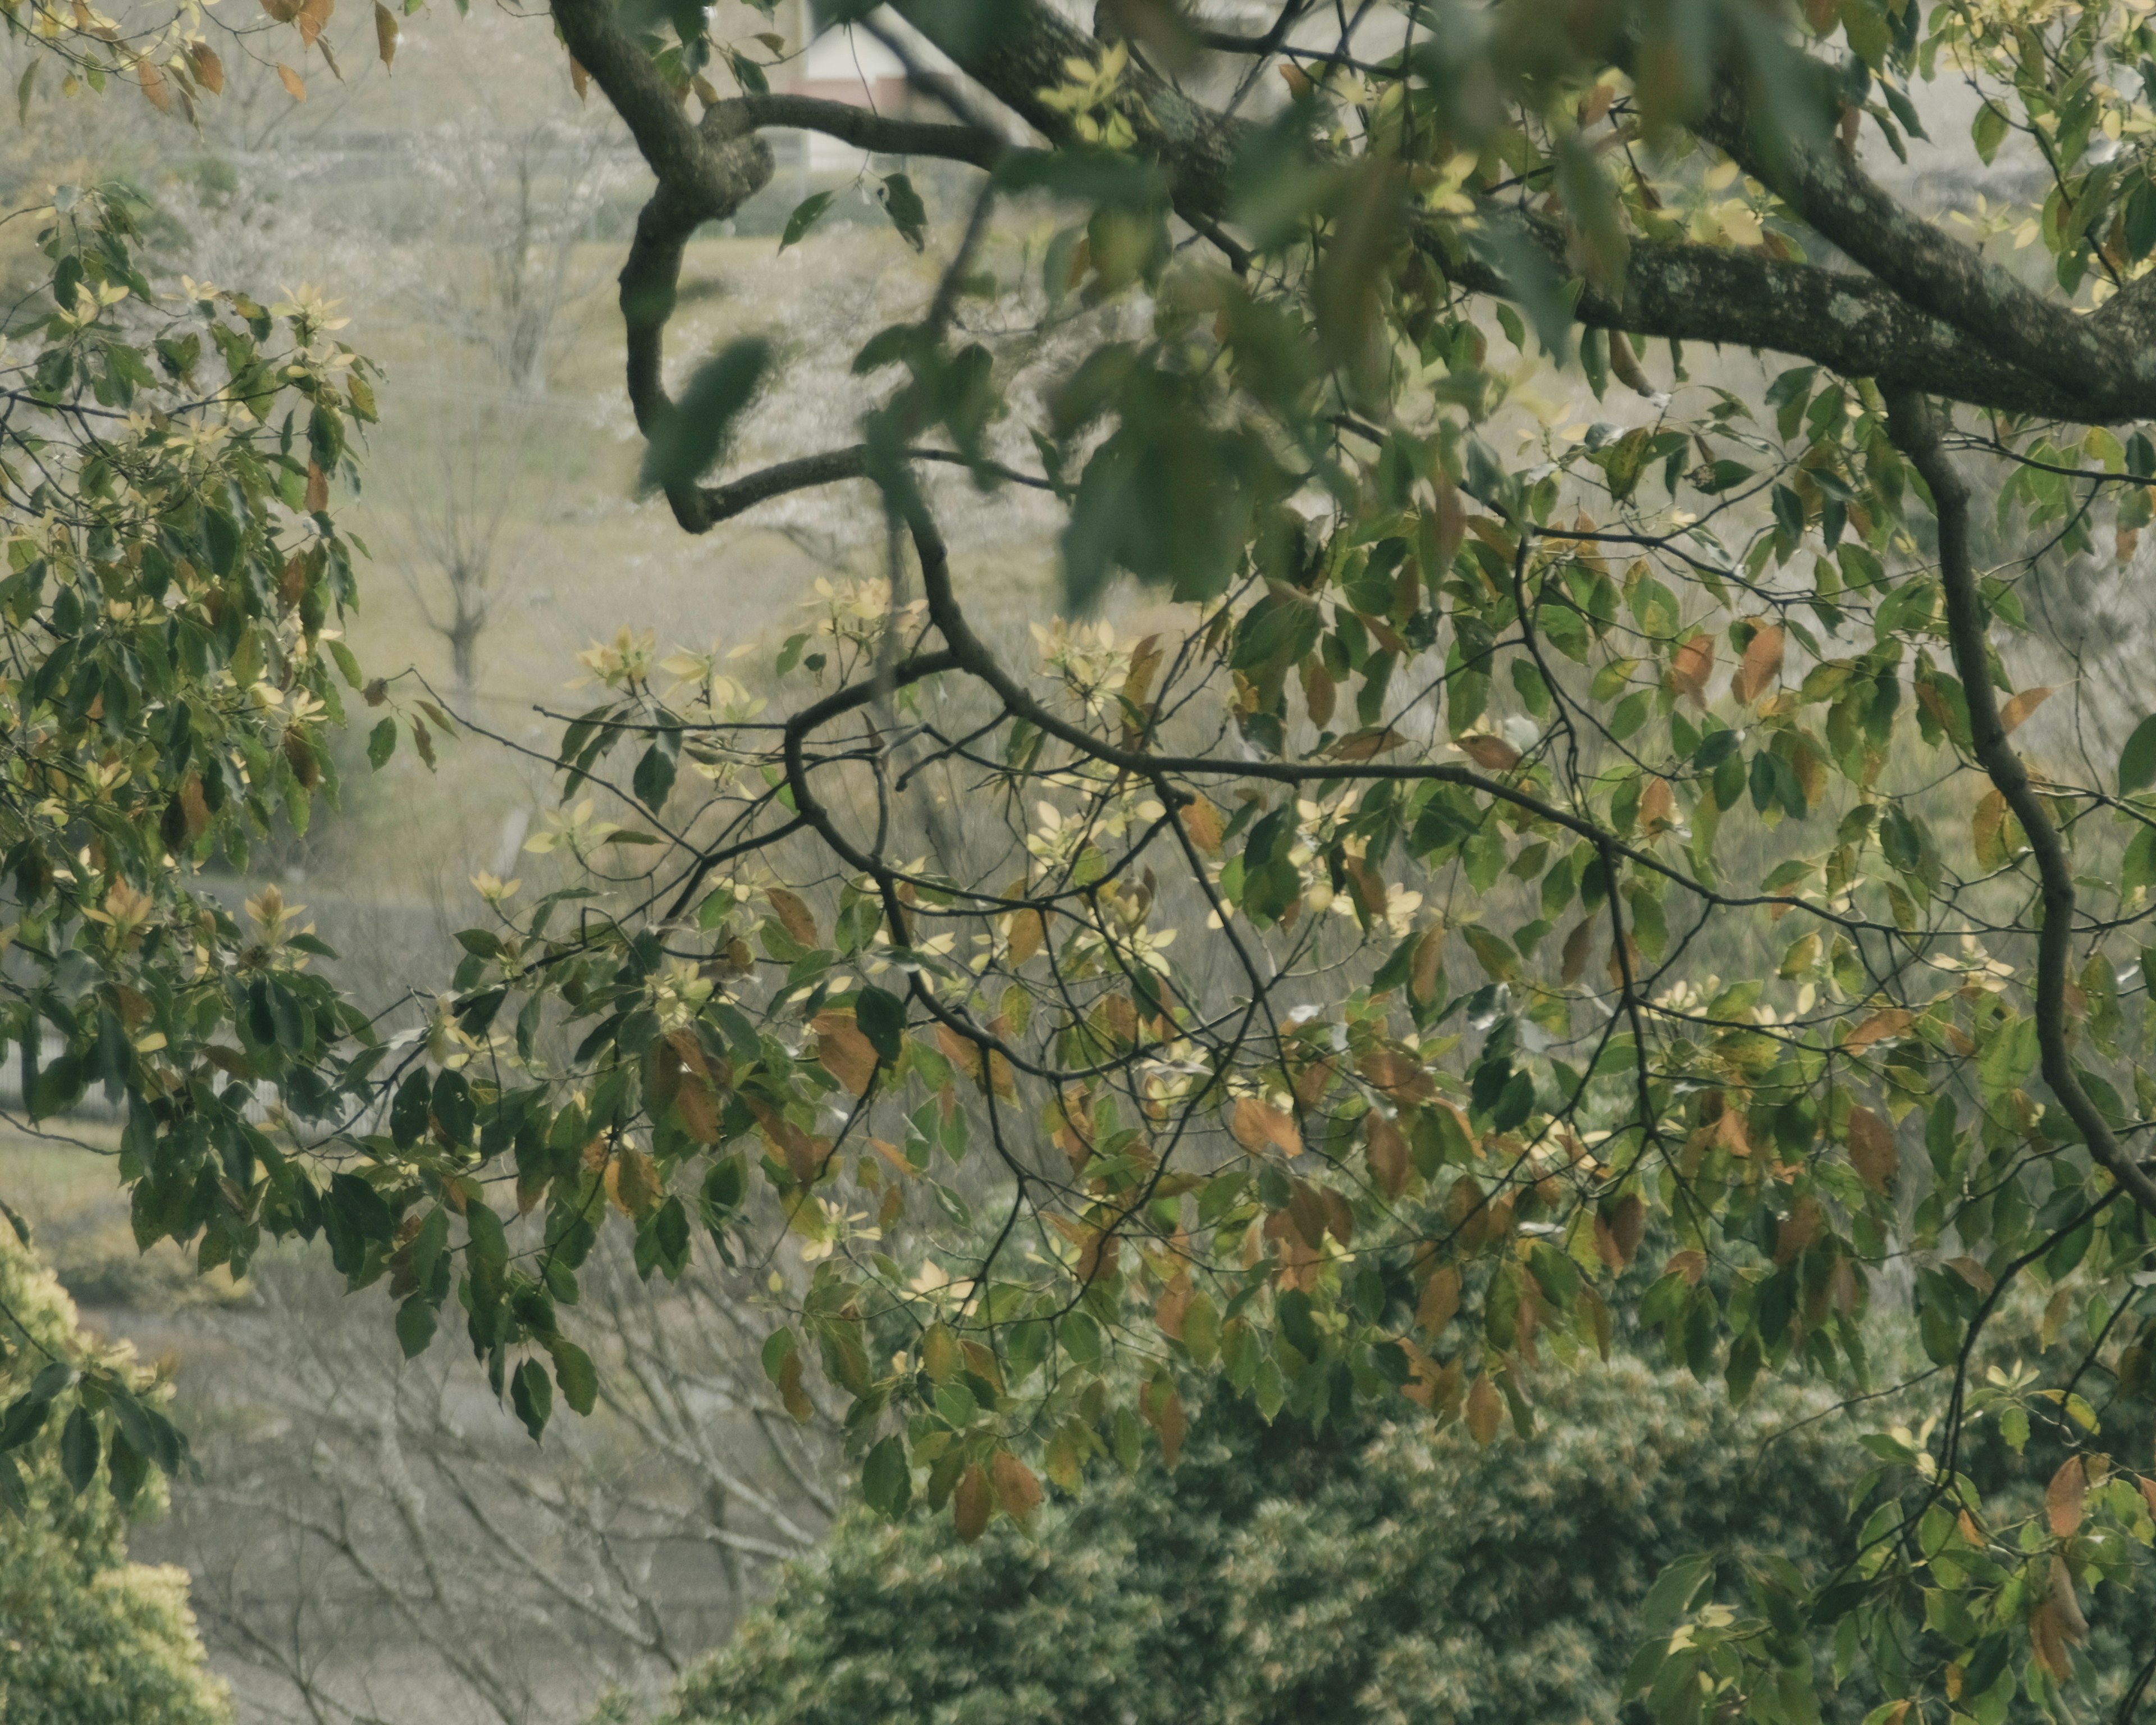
[0,1218,230,1724]
[14,0,2156,1721]
[647,1358,1866,1725]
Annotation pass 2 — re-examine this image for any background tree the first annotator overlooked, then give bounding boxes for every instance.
[19,3,2156,1724]
[0,1216,231,1725]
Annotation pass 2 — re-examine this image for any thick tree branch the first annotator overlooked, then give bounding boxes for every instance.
[1886,388,2156,1217]
[892,0,2153,422]
[724,92,1003,169]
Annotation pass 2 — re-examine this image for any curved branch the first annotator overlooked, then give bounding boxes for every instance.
[1886,388,2156,1218]
[723,92,1003,169]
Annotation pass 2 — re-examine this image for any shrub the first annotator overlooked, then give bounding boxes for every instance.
[0,1222,230,1725]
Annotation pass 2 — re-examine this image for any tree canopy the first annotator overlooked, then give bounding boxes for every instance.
[11,1,2156,1721]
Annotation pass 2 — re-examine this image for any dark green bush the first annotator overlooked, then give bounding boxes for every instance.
[652,1358,1862,1725]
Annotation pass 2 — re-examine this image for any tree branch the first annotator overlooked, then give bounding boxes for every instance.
[1885,387,2156,1218]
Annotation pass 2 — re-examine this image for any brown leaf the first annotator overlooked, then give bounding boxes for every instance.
[1639,777,1675,832]
[1299,657,1336,730]
[775,1349,814,1422]
[1417,1263,1460,1335]
[276,61,307,100]
[766,887,819,949]
[296,0,331,47]
[1329,725,1407,761]
[2051,1553,2089,1642]
[1669,632,1715,704]
[260,0,299,19]
[1231,1095,1303,1156]
[1773,1197,1822,1265]
[1845,1106,1898,1194]
[2030,1601,2072,1681]
[674,1071,724,1144]
[2047,1454,2088,1539]
[190,42,225,92]
[569,55,589,99]
[1365,1112,1409,1198]
[1560,918,1594,985]
[374,1,398,67]
[1141,1375,1185,1469]
[305,460,329,512]
[1007,905,1047,965]
[1180,797,1223,852]
[1458,733,1522,772]
[1358,1046,1435,1104]
[1410,922,1446,1003]
[604,1145,662,1218]
[1122,633,1162,710]
[1465,1371,1501,1444]
[1609,1193,1647,1265]
[992,1450,1043,1523]
[1972,788,2011,870]
[953,1464,991,1542]
[1843,1007,1913,1053]
[1154,1277,1191,1339]
[812,1010,880,1098]
[2000,686,2053,734]
[138,57,172,112]
[748,1098,827,1186]
[1734,623,1784,705]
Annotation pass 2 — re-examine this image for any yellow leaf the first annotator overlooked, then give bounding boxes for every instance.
[374,0,398,67]
[276,62,307,101]
[297,0,332,47]
[2000,686,2052,734]
[920,1322,960,1383]
[1971,788,2011,870]
[1845,1106,1898,1194]
[2047,1454,2086,1538]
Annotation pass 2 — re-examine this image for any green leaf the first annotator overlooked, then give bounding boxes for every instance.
[58,1404,98,1493]
[395,1294,437,1358]
[549,1338,598,1415]
[510,1357,553,1441]
[780,190,837,250]
[638,337,772,495]
[881,173,929,250]
[2120,713,2156,792]
[863,1433,912,1517]
[367,717,398,769]
[855,984,907,1061]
